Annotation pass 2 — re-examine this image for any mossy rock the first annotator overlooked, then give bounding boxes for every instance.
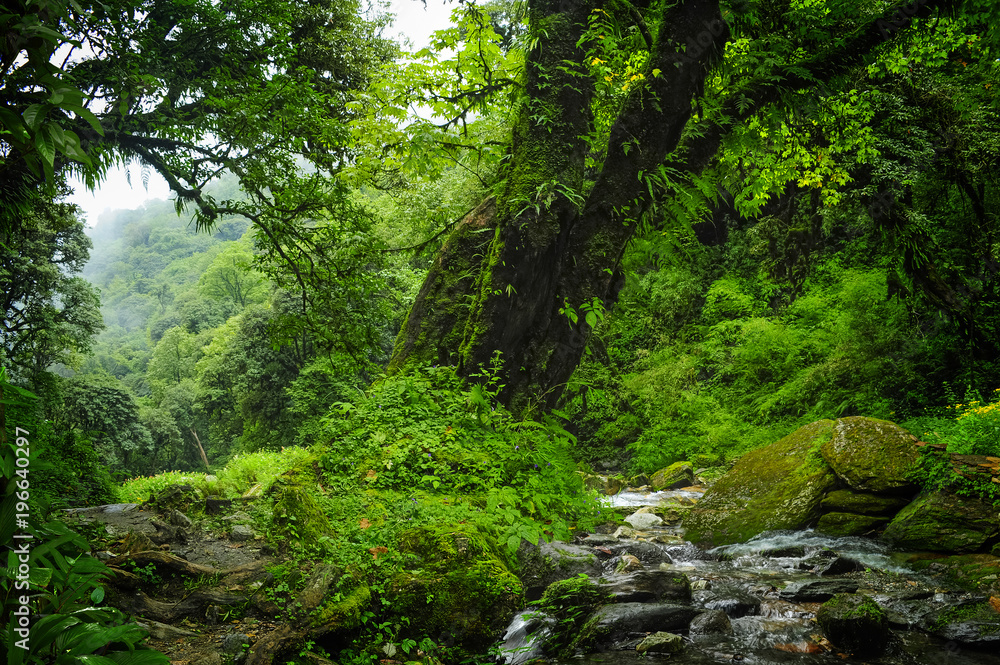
[309,582,371,631]
[922,599,1000,644]
[393,524,522,655]
[816,512,892,537]
[892,552,1000,593]
[816,593,889,656]
[882,490,1000,553]
[820,417,919,494]
[820,489,910,515]
[271,483,336,553]
[517,538,601,600]
[682,420,838,547]
[536,576,612,657]
[650,462,695,491]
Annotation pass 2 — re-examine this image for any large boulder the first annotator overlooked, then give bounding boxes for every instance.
[650,462,695,490]
[820,417,920,494]
[598,570,692,604]
[816,593,890,656]
[682,420,839,546]
[815,512,892,537]
[394,525,522,653]
[921,599,1000,645]
[579,603,699,649]
[882,490,1000,553]
[517,538,602,600]
[820,489,910,515]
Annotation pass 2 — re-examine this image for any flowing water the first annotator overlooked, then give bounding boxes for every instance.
[497,488,1000,665]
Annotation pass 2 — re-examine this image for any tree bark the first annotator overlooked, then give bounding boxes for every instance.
[390,0,728,413]
[388,0,952,413]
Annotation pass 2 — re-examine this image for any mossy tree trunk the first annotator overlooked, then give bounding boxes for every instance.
[389,0,946,413]
[391,0,729,413]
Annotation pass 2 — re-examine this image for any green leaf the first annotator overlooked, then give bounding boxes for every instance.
[22,104,48,131]
[36,124,57,166]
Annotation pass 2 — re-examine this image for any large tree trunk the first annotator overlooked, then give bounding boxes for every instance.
[390,0,729,413]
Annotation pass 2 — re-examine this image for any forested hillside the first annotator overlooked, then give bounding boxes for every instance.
[4,1,1000,664]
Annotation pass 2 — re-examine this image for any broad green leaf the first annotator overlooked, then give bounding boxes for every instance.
[22,104,47,131]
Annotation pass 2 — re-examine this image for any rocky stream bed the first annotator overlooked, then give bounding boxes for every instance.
[62,417,1000,665]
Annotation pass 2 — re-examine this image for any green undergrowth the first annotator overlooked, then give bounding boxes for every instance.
[115,364,611,665]
[903,387,1000,504]
[118,447,312,502]
[562,231,998,475]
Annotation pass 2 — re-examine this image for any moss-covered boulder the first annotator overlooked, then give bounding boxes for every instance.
[393,524,522,654]
[922,599,1000,644]
[682,420,838,546]
[635,632,684,654]
[517,538,602,600]
[271,483,336,553]
[650,462,695,490]
[820,417,919,494]
[820,489,910,515]
[816,593,889,656]
[816,512,892,537]
[882,490,1000,553]
[535,576,612,657]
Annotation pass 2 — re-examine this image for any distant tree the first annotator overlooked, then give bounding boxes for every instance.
[61,375,154,475]
[146,326,200,397]
[198,242,266,310]
[0,190,103,388]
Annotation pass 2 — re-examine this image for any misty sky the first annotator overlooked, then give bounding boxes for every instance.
[68,0,455,227]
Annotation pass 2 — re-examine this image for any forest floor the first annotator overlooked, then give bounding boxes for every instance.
[66,502,282,665]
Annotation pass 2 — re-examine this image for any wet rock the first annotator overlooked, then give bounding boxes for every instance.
[817,593,889,656]
[624,511,663,530]
[651,462,695,491]
[813,556,864,577]
[580,603,699,648]
[696,584,761,618]
[577,533,618,546]
[689,609,732,635]
[635,631,684,654]
[921,598,1000,644]
[820,417,920,494]
[612,526,635,539]
[816,511,891,537]
[581,473,624,496]
[760,545,806,558]
[599,570,692,604]
[231,525,255,542]
[517,538,602,601]
[222,633,250,654]
[820,489,910,515]
[149,520,184,545]
[168,509,192,528]
[882,490,1000,553]
[629,473,650,487]
[616,554,643,573]
[682,420,839,547]
[607,539,673,563]
[779,579,860,602]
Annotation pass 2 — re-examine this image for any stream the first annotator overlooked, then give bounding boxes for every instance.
[497,487,1000,665]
